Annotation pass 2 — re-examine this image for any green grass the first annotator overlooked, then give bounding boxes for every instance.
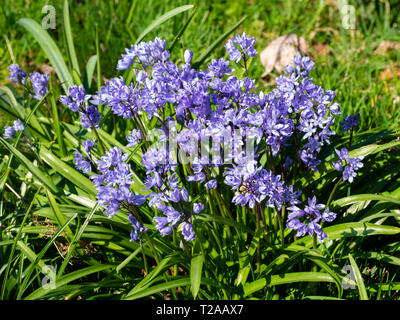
[1,0,400,301]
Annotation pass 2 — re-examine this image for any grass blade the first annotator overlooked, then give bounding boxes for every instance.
[62,0,80,75]
[135,5,194,44]
[38,146,96,196]
[17,212,78,299]
[192,16,247,69]
[25,264,113,300]
[57,202,101,277]
[0,137,58,194]
[168,6,197,52]
[190,252,204,299]
[348,253,369,300]
[17,18,74,92]
[244,272,335,297]
[289,222,400,249]
[48,77,67,157]
[84,55,97,89]
[1,187,41,299]
[46,189,74,242]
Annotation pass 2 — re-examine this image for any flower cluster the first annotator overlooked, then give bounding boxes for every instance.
[61,33,365,244]
[3,119,25,139]
[287,196,336,242]
[224,159,300,210]
[30,72,50,100]
[129,214,148,242]
[89,147,146,217]
[225,32,257,63]
[117,37,170,70]
[340,113,360,132]
[8,64,27,85]
[142,145,199,241]
[7,64,49,100]
[333,148,364,183]
[60,85,102,128]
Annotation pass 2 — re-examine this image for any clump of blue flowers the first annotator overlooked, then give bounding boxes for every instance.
[7,64,50,100]
[3,119,25,139]
[44,32,364,244]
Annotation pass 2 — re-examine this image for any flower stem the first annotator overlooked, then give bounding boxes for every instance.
[87,115,106,155]
[326,177,343,208]
[254,206,261,273]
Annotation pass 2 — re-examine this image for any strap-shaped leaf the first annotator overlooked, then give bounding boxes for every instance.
[18,18,74,92]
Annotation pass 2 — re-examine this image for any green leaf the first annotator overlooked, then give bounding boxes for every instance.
[244,272,335,297]
[57,202,101,277]
[289,222,400,248]
[38,146,96,196]
[168,6,197,52]
[126,254,183,297]
[48,78,67,157]
[124,277,222,300]
[235,230,263,286]
[16,241,48,271]
[0,137,58,194]
[192,16,247,68]
[17,213,78,299]
[46,189,74,242]
[333,194,400,207]
[0,86,46,136]
[62,0,80,75]
[25,264,113,300]
[348,253,369,300]
[349,140,400,158]
[190,253,204,299]
[0,93,49,192]
[116,247,142,273]
[1,188,41,300]
[135,5,194,44]
[18,18,74,92]
[84,55,97,89]
[305,249,343,298]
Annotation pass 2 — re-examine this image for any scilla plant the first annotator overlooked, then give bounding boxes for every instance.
[1,3,400,300]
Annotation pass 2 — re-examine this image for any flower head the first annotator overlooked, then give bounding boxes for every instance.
[225,33,257,63]
[8,64,27,85]
[287,196,336,242]
[30,72,49,100]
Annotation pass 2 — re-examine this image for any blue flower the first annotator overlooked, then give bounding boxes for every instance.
[153,216,173,236]
[30,72,49,100]
[184,49,193,64]
[126,129,142,148]
[333,148,364,183]
[13,119,25,132]
[287,196,336,242]
[128,214,148,241]
[340,114,360,131]
[4,126,15,139]
[82,139,95,153]
[117,37,170,70]
[205,179,217,189]
[74,152,92,174]
[182,222,195,241]
[60,85,91,112]
[8,64,27,85]
[225,33,257,63]
[193,202,204,214]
